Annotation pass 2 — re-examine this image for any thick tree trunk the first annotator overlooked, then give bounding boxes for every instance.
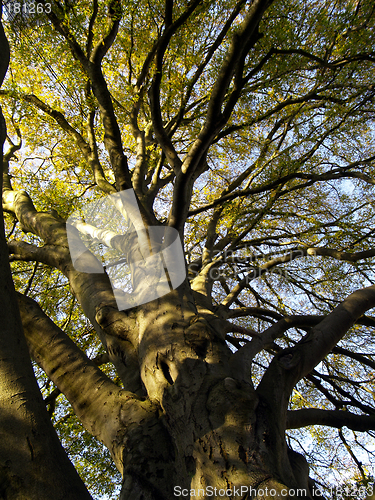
[16,279,319,500]
[2,1,375,498]
[113,289,318,500]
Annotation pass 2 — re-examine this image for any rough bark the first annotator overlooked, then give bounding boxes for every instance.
[19,279,321,499]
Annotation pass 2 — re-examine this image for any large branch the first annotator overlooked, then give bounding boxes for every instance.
[85,0,99,57]
[17,293,155,472]
[300,246,375,262]
[149,0,203,172]
[287,409,375,432]
[168,0,275,234]
[0,12,9,86]
[256,285,375,417]
[181,0,274,177]
[4,188,142,391]
[90,0,121,65]
[167,0,248,136]
[287,285,375,381]
[17,293,127,439]
[229,316,310,381]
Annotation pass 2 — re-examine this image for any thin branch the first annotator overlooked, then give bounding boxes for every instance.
[45,5,131,191]
[23,261,39,296]
[0,91,115,194]
[273,48,375,69]
[331,346,375,371]
[287,409,375,431]
[338,428,366,480]
[90,0,121,65]
[188,158,375,216]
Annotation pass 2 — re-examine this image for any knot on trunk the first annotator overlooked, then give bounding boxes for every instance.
[95,305,133,340]
[278,350,301,370]
[184,317,212,358]
[207,378,258,430]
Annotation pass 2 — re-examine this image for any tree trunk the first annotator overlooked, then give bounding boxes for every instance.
[16,277,320,500]
[114,289,318,500]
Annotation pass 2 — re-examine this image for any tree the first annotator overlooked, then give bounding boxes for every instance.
[1,0,375,498]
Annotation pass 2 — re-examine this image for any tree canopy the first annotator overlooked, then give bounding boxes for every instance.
[1,0,375,498]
